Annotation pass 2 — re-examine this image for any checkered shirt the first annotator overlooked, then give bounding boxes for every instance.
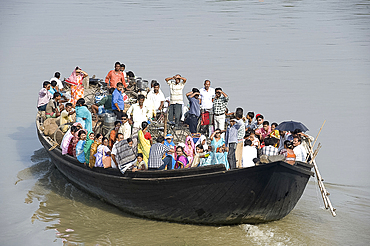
[147,143,171,168]
[213,96,229,115]
[261,146,279,156]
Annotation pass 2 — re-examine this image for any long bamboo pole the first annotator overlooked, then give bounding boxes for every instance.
[307,122,336,216]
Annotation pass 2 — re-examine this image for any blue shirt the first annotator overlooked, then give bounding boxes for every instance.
[225,121,242,145]
[112,88,124,111]
[187,96,200,117]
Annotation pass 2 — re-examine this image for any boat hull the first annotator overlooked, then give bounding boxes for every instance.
[37,125,313,225]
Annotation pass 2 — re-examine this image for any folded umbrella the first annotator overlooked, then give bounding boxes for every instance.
[276,121,309,132]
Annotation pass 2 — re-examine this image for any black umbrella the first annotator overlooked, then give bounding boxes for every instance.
[276,121,309,132]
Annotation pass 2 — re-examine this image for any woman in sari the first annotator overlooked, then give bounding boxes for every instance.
[70,129,86,157]
[175,146,188,169]
[109,121,121,149]
[195,135,208,151]
[95,137,111,168]
[89,133,102,168]
[66,67,88,106]
[210,129,230,170]
[184,135,195,164]
[83,131,94,166]
[76,131,87,163]
[75,98,92,132]
[137,121,151,166]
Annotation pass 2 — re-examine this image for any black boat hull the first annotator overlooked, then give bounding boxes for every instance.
[37,125,313,225]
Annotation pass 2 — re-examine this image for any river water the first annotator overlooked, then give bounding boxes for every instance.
[1,0,369,245]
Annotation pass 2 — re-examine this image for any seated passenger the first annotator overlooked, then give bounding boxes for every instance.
[195,134,208,151]
[111,133,125,168]
[69,129,86,157]
[190,144,207,167]
[256,121,271,142]
[247,130,260,149]
[245,112,257,130]
[109,121,121,149]
[255,114,264,129]
[115,138,138,174]
[184,136,195,164]
[138,121,152,166]
[60,103,75,132]
[91,88,114,115]
[45,92,63,118]
[261,137,279,156]
[89,133,103,168]
[293,135,307,162]
[269,122,280,139]
[37,81,53,111]
[293,129,314,156]
[163,134,176,169]
[242,139,257,168]
[61,125,78,155]
[75,98,92,132]
[175,146,188,169]
[210,129,229,170]
[133,153,146,170]
[147,136,175,170]
[279,140,296,165]
[94,137,111,168]
[83,131,95,166]
[118,113,132,140]
[76,131,87,164]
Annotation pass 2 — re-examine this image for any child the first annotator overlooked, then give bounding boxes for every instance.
[134,153,146,170]
[269,122,280,139]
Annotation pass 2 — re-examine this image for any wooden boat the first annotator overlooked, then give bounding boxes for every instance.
[36,116,314,225]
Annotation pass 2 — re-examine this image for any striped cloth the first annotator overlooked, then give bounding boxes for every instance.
[147,143,171,168]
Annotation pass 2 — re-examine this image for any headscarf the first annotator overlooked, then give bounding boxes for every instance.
[66,67,83,86]
[72,129,86,157]
[164,134,175,148]
[83,131,94,164]
[184,135,195,164]
[75,105,92,132]
[196,135,208,150]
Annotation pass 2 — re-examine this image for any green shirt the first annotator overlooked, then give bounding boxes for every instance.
[98,95,113,111]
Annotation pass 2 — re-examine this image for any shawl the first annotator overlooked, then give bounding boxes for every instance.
[66,68,83,86]
[89,141,101,168]
[175,155,188,169]
[76,140,86,163]
[211,137,229,170]
[61,130,73,155]
[95,144,110,167]
[138,130,151,163]
[184,136,195,164]
[196,135,208,150]
[72,129,86,157]
[76,105,92,132]
[83,132,94,164]
[115,140,137,174]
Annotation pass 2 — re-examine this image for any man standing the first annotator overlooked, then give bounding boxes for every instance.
[225,117,240,169]
[199,80,215,135]
[105,62,127,89]
[147,136,175,170]
[245,112,257,130]
[112,82,125,120]
[126,94,151,129]
[37,81,53,112]
[146,82,165,113]
[165,74,187,127]
[186,88,201,134]
[212,87,229,131]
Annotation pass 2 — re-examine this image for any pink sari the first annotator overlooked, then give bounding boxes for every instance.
[184,136,195,165]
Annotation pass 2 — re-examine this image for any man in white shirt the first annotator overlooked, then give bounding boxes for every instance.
[165,74,187,127]
[126,94,151,129]
[293,136,307,162]
[50,71,64,90]
[199,80,215,136]
[146,82,165,114]
[118,113,132,140]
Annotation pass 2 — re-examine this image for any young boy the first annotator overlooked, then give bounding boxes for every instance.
[60,103,75,132]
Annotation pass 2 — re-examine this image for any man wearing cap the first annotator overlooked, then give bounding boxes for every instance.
[186,88,201,134]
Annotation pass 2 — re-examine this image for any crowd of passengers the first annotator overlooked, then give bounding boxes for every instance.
[37,62,314,174]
